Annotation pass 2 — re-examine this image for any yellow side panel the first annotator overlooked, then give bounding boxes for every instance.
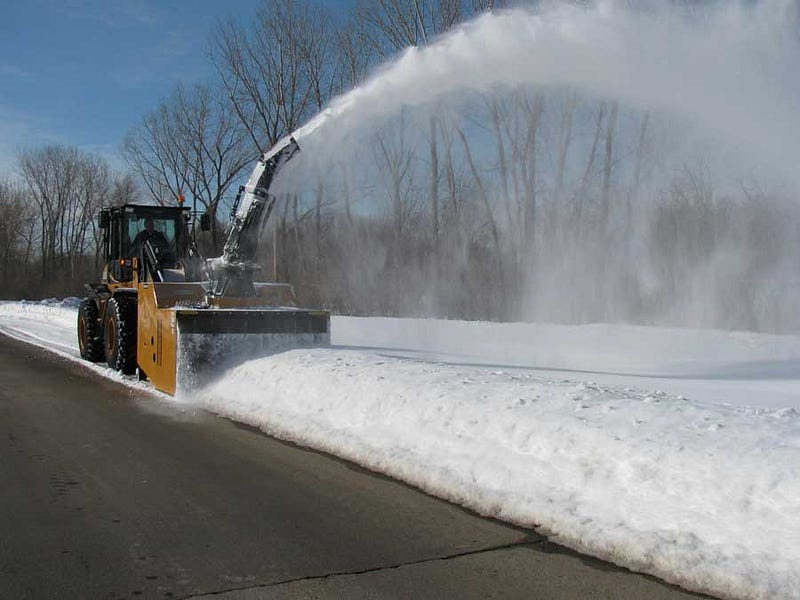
[138,284,178,395]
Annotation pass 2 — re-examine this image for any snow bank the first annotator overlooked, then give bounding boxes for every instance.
[0,301,85,355]
[2,302,799,598]
[195,350,800,600]
[335,316,800,411]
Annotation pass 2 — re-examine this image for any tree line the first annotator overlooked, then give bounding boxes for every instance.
[0,148,137,297]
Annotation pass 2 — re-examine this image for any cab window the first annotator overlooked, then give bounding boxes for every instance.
[127,216,177,257]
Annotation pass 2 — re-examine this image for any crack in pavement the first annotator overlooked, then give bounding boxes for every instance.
[180,537,543,599]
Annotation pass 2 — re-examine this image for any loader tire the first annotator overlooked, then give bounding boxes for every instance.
[78,298,104,362]
[104,296,138,375]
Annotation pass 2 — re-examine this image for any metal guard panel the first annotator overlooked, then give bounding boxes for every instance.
[176,309,329,335]
[150,283,207,309]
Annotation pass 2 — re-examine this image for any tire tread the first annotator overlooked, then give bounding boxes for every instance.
[105,296,138,375]
[78,298,104,362]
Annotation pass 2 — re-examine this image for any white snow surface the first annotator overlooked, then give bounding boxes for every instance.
[1,303,799,599]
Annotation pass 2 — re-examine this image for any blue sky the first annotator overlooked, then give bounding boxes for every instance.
[0,0,349,176]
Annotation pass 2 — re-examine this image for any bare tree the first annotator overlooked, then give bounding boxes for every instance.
[211,0,338,152]
[357,0,467,55]
[601,101,619,225]
[456,125,504,292]
[335,16,375,89]
[554,89,577,202]
[109,173,140,207]
[520,91,543,251]
[17,146,110,283]
[373,114,418,254]
[358,0,479,258]
[173,84,252,248]
[0,179,33,284]
[122,100,190,207]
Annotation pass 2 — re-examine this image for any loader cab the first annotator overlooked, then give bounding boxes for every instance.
[99,204,190,284]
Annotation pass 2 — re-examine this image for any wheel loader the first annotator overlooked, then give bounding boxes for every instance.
[77,136,329,395]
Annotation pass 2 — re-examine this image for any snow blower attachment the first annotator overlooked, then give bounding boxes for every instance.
[79,135,330,395]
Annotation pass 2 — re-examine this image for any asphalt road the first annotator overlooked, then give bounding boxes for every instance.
[0,333,712,600]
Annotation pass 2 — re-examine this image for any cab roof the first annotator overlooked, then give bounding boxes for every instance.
[106,203,189,216]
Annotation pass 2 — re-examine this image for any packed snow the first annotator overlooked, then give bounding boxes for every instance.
[2,301,799,599]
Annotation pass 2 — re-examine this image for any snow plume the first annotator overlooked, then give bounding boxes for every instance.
[295,0,800,174]
[274,1,800,332]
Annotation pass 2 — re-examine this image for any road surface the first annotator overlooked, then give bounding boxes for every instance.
[0,334,710,599]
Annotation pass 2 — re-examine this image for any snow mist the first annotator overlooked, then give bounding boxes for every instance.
[275,0,800,332]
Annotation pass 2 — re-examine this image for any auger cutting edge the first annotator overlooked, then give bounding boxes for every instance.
[77,135,330,395]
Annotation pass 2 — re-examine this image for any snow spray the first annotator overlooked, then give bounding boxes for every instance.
[277,0,800,332]
[295,1,800,180]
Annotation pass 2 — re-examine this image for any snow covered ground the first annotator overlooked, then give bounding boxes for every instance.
[1,301,799,600]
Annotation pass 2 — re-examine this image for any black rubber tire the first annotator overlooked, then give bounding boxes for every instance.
[104,296,138,375]
[78,298,104,362]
